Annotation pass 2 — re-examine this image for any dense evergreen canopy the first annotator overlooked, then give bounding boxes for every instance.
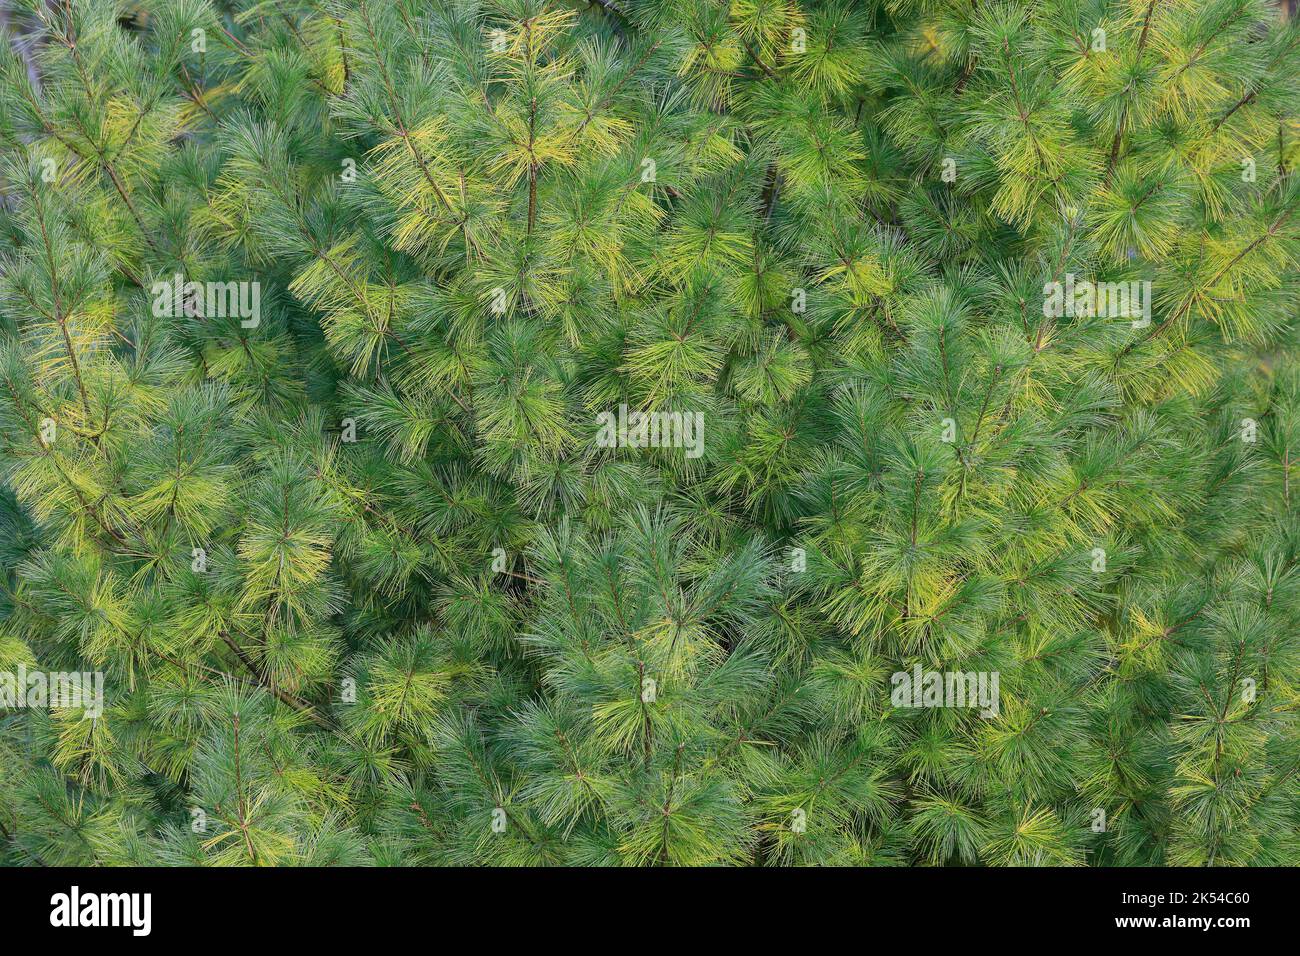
[0,0,1297,866]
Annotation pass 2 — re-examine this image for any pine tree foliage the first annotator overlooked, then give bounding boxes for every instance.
[0,0,1296,866]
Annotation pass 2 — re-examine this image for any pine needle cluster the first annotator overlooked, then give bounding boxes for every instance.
[0,0,1297,866]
